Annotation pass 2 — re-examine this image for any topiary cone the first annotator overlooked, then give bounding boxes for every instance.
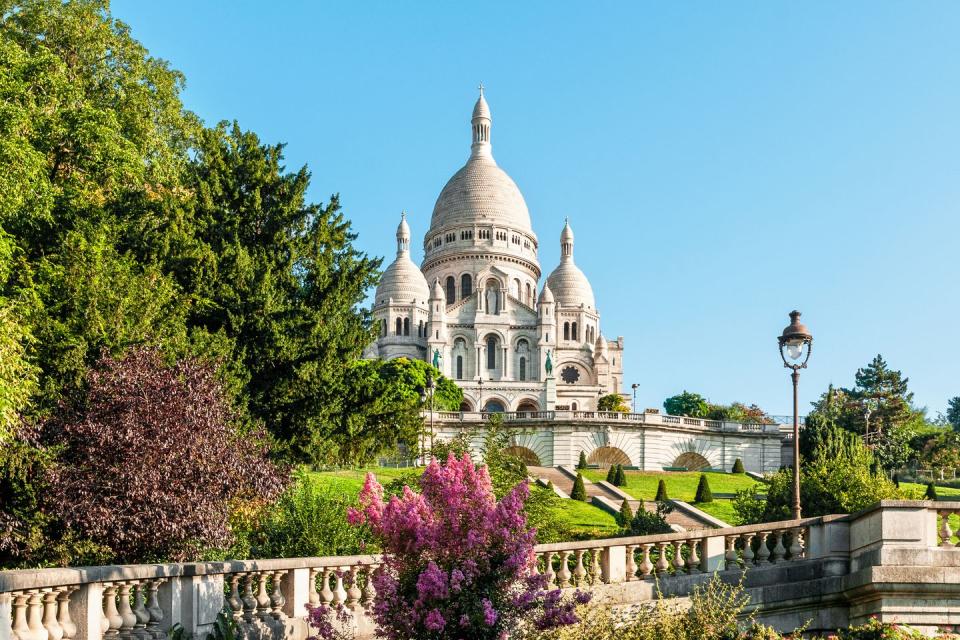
[732,458,745,474]
[694,473,713,503]
[926,482,938,500]
[571,472,588,501]
[618,498,634,527]
[655,478,669,502]
[605,465,616,483]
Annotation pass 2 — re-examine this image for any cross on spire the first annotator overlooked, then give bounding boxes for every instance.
[478,82,484,96]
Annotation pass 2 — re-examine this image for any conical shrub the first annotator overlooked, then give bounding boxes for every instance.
[926,482,938,500]
[892,473,900,488]
[732,458,745,474]
[605,465,616,484]
[615,464,627,487]
[618,498,634,527]
[694,473,713,503]
[577,451,588,470]
[571,472,588,501]
[655,478,669,502]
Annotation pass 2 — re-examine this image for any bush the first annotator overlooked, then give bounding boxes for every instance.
[617,499,634,528]
[577,451,588,470]
[732,458,746,474]
[694,474,713,503]
[597,394,629,412]
[605,466,616,484]
[626,500,673,536]
[615,465,627,487]
[655,479,669,502]
[571,473,588,501]
[892,472,900,488]
[925,482,938,500]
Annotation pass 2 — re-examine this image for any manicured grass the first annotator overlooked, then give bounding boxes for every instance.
[546,498,620,538]
[900,482,960,499]
[306,467,418,494]
[695,500,739,525]
[582,469,760,502]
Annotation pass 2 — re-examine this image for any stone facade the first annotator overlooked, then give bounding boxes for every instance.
[363,89,624,412]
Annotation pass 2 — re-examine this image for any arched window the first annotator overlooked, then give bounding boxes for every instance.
[461,274,472,299]
[456,355,463,380]
[513,278,521,299]
[572,322,578,341]
[445,276,456,304]
[380,319,386,337]
[572,402,578,411]
[563,322,570,341]
[403,318,410,336]
[519,357,526,381]
[418,320,424,337]
[486,335,497,370]
[395,318,402,336]
[525,283,532,305]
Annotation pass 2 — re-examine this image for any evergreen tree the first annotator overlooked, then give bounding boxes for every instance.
[947,397,960,431]
[925,482,938,500]
[615,464,627,487]
[732,458,746,474]
[655,478,669,502]
[617,499,634,527]
[605,465,616,484]
[694,474,713,503]
[892,473,900,488]
[663,391,708,417]
[577,451,588,470]
[571,473,587,502]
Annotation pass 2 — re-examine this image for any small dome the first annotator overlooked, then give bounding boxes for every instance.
[538,282,554,304]
[595,333,608,355]
[375,213,430,307]
[431,277,444,300]
[472,87,491,120]
[546,220,595,309]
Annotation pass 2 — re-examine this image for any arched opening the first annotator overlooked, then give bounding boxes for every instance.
[563,322,570,340]
[456,355,463,380]
[459,399,474,412]
[445,276,456,304]
[486,335,498,370]
[461,273,473,299]
[484,399,506,413]
[484,279,500,314]
[395,318,402,336]
[672,452,711,471]
[503,446,541,466]
[403,317,410,336]
[588,446,631,467]
[380,319,386,337]
[418,320,424,337]
[572,322,578,341]
[519,357,526,381]
[525,283,532,306]
[516,400,539,414]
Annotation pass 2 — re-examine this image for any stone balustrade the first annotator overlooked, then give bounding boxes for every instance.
[428,409,778,433]
[4,502,960,639]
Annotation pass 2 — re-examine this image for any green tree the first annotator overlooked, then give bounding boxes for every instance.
[925,482,938,500]
[663,391,708,417]
[655,479,669,501]
[615,464,627,487]
[577,451,588,469]
[597,393,629,412]
[732,458,745,474]
[571,473,587,502]
[617,499,634,528]
[605,465,616,484]
[947,397,960,431]
[694,474,713,503]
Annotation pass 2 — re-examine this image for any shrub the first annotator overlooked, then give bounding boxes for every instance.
[614,465,627,487]
[597,394,629,412]
[43,347,288,562]
[732,458,746,474]
[605,466,616,484]
[892,472,900,488]
[347,454,589,639]
[655,479,669,502]
[571,473,588,501]
[925,482,938,500]
[626,500,673,536]
[617,499,634,528]
[577,451,588,470]
[694,474,713,503]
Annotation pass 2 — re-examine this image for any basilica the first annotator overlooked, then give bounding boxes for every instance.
[363,89,625,412]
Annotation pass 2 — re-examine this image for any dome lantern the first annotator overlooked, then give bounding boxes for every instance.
[471,84,492,159]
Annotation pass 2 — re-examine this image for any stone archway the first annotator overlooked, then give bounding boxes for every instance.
[516,400,539,415]
[503,446,541,466]
[484,399,506,413]
[459,400,474,412]
[672,452,711,471]
[587,446,631,467]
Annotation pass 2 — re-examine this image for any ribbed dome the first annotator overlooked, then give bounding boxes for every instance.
[375,213,430,306]
[546,220,595,309]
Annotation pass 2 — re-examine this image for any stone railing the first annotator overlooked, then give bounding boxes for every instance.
[429,410,779,434]
[4,502,960,639]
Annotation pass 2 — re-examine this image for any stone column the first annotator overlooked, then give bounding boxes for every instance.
[600,545,627,584]
[502,347,509,380]
[68,582,106,640]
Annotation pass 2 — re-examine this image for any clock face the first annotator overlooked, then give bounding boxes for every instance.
[561,365,580,384]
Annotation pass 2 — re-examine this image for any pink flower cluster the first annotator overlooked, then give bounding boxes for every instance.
[346,453,588,639]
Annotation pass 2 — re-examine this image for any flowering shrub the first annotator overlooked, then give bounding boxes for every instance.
[347,453,589,639]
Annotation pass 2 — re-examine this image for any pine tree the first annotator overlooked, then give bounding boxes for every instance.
[947,397,960,431]
[732,458,746,474]
[577,451,588,470]
[694,474,713,503]
[571,473,588,501]
[618,499,634,527]
[925,482,938,500]
[605,465,616,483]
[615,464,627,487]
[655,478,669,502]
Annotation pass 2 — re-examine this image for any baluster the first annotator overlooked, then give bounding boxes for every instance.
[725,536,740,567]
[687,540,701,574]
[116,583,136,640]
[741,534,756,566]
[333,569,348,605]
[572,550,587,586]
[624,545,637,582]
[255,573,272,623]
[672,541,686,573]
[590,548,602,584]
[226,575,243,623]
[771,532,787,562]
[361,565,378,608]
[145,580,165,640]
[655,542,670,574]
[346,567,362,608]
[557,551,572,588]
[57,588,77,640]
[270,571,287,621]
[789,528,805,560]
[132,583,150,640]
[307,569,321,607]
[319,569,334,605]
[12,592,31,640]
[42,589,65,640]
[103,584,122,640]
[25,590,46,640]
[543,552,557,587]
[939,511,954,547]
[240,574,257,623]
[639,544,654,577]
[756,532,771,566]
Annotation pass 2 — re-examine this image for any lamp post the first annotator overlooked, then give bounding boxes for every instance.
[631,383,639,414]
[426,371,435,452]
[778,310,813,520]
[477,373,484,414]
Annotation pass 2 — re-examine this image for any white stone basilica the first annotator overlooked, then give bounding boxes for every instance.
[364,89,625,413]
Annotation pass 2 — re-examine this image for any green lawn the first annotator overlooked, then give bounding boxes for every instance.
[900,482,960,499]
[546,498,620,538]
[305,467,418,494]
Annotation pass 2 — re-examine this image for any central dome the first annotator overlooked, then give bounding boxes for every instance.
[429,90,533,234]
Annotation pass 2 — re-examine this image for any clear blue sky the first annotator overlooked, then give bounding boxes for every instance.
[113,1,960,417]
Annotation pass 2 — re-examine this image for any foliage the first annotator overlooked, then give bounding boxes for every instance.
[577,451,588,469]
[655,479,669,501]
[605,466,616,484]
[919,430,960,472]
[625,499,673,536]
[571,473,587,501]
[925,482,937,500]
[617,499,634,528]
[615,465,627,487]
[205,609,238,640]
[948,397,960,431]
[833,617,931,640]
[597,394,628,413]
[732,458,745,474]
[694,474,714,503]
[43,347,287,562]
[663,391,708,418]
[705,402,773,424]
[346,454,589,640]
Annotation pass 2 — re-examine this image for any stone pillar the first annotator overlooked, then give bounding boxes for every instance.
[702,535,727,572]
[1,593,12,640]
[281,569,311,620]
[68,582,106,640]
[544,377,557,411]
[502,347,509,380]
[601,545,627,584]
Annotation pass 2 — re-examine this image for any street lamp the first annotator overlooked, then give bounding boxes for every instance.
[778,310,813,520]
[631,383,639,414]
[477,373,484,414]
